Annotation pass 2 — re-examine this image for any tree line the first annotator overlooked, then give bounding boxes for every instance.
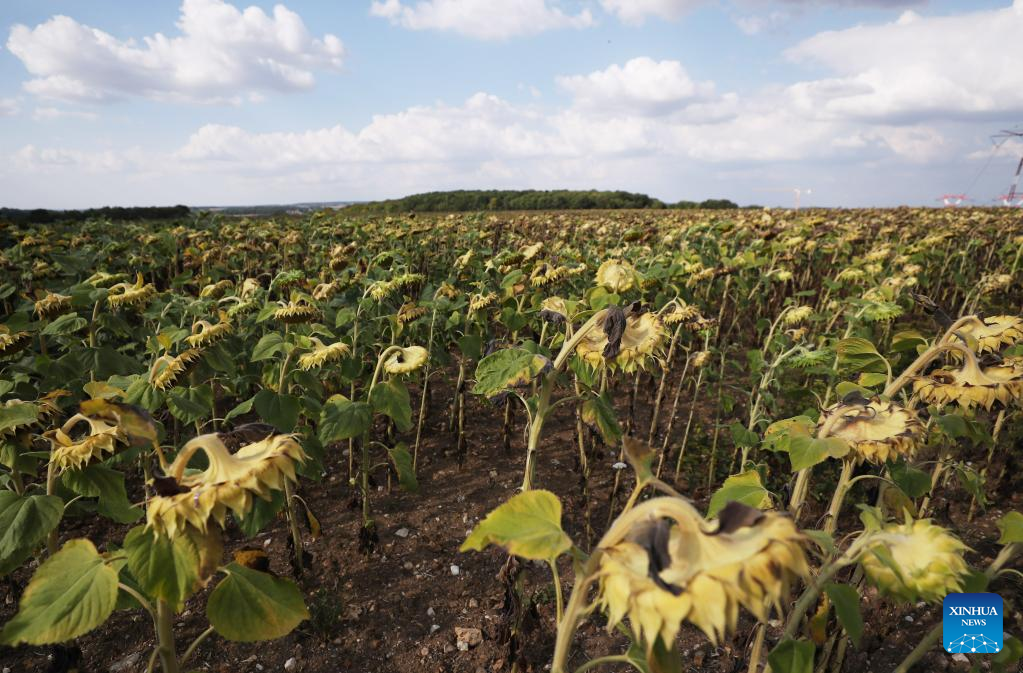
[342,190,740,214]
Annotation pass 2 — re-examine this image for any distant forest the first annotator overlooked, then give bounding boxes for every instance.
[0,205,191,224]
[342,190,740,214]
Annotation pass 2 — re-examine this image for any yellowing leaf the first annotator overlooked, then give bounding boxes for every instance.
[461,490,571,561]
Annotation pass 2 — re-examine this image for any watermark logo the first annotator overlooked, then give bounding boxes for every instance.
[943,592,1003,654]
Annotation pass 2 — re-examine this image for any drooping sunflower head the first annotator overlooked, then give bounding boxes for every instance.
[108,273,157,311]
[595,259,638,293]
[34,292,72,320]
[199,279,234,300]
[147,432,307,538]
[955,315,1023,354]
[85,271,128,288]
[46,413,124,471]
[469,292,497,316]
[149,349,205,391]
[186,312,233,348]
[0,325,32,358]
[240,277,263,298]
[539,296,569,325]
[782,305,814,326]
[861,518,968,603]
[434,282,460,300]
[368,280,397,302]
[384,346,429,375]
[312,281,340,301]
[397,301,427,325]
[660,300,701,326]
[575,308,665,372]
[521,242,543,261]
[913,353,1023,410]
[818,395,924,464]
[273,298,321,325]
[298,337,351,370]
[597,499,807,649]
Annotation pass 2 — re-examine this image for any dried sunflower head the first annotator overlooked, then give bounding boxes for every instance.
[0,325,32,358]
[34,292,72,320]
[150,349,205,391]
[597,499,807,648]
[273,298,321,325]
[147,433,306,538]
[521,242,543,261]
[434,282,459,300]
[298,338,351,370]
[368,280,397,302]
[913,353,1023,410]
[46,414,124,471]
[108,273,156,311]
[383,346,428,374]
[595,260,638,293]
[818,396,924,464]
[186,312,232,348]
[861,518,967,603]
[575,308,665,372]
[954,315,1023,354]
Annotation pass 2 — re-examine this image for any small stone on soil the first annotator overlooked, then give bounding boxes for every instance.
[450,564,460,575]
[284,657,298,672]
[396,527,410,538]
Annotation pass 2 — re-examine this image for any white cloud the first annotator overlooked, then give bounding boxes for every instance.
[0,97,19,117]
[557,57,715,116]
[785,2,1023,121]
[32,106,98,121]
[6,0,344,104]
[11,144,146,174]
[369,0,593,40]
[599,0,701,24]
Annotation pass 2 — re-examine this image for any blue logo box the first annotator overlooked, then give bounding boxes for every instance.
[943,592,1003,654]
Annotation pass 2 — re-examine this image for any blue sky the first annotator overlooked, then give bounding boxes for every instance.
[1,0,1021,208]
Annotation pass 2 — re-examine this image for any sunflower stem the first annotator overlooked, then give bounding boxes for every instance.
[155,599,180,673]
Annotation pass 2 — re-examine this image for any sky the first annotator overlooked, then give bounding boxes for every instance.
[1,0,1022,209]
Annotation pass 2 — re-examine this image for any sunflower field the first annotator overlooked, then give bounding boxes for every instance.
[1,207,1022,673]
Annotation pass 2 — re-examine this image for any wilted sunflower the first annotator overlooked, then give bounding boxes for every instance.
[150,349,205,391]
[521,242,543,261]
[298,338,351,370]
[539,296,569,324]
[85,271,128,288]
[312,281,340,301]
[660,301,701,326]
[146,433,307,538]
[575,308,665,372]
[691,350,712,368]
[818,396,924,464]
[782,305,814,326]
[199,279,234,299]
[108,273,157,310]
[397,301,427,325]
[454,250,473,271]
[186,312,233,348]
[597,499,807,648]
[913,353,1023,410]
[368,280,397,302]
[530,263,564,288]
[34,292,72,320]
[46,414,124,471]
[435,282,459,300]
[954,315,1023,353]
[595,260,638,293]
[469,292,497,315]
[274,298,321,325]
[861,518,967,603]
[384,346,428,374]
[977,273,1014,295]
[240,277,263,298]
[0,326,31,358]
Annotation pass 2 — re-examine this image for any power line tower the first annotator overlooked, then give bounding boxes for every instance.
[936,193,969,207]
[993,127,1023,204]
